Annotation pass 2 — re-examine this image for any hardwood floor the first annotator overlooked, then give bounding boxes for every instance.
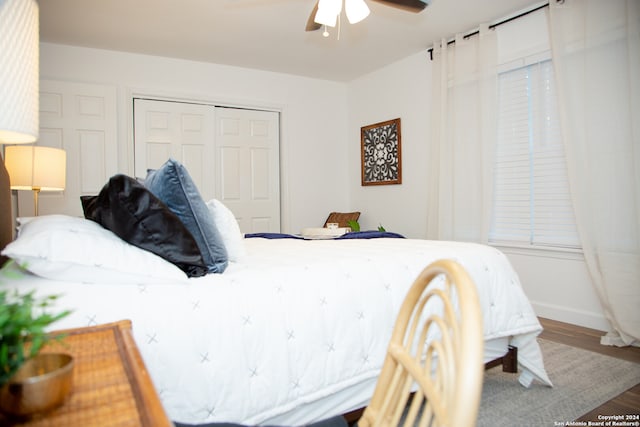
[538,317,640,421]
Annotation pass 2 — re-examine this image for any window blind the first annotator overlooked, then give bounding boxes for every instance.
[490,60,580,249]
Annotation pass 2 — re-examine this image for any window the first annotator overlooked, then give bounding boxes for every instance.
[490,59,580,249]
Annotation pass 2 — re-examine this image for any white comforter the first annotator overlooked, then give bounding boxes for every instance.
[5,237,551,424]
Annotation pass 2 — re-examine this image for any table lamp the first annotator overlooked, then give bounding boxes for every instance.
[4,145,66,216]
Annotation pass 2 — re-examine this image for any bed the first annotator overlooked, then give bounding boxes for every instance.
[0,161,551,425]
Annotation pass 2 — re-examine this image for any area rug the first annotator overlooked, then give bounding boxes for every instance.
[477,339,640,427]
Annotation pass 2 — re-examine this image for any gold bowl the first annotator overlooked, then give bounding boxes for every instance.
[0,353,74,417]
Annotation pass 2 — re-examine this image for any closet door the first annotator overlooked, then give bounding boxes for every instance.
[133,99,216,199]
[215,107,280,233]
[133,99,280,233]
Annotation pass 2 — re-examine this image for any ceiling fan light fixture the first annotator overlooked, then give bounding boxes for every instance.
[314,8,337,27]
[345,0,370,24]
[318,0,342,14]
[315,0,341,27]
[307,0,428,34]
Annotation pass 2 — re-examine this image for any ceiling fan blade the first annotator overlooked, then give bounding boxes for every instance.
[370,0,430,13]
[305,1,322,31]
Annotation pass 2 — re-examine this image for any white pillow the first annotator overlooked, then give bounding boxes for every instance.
[2,215,188,284]
[206,199,246,262]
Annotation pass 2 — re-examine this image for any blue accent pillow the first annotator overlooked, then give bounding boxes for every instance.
[145,159,228,274]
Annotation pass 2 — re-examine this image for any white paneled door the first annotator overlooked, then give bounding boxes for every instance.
[134,99,216,199]
[25,80,118,217]
[215,107,280,233]
[133,99,280,233]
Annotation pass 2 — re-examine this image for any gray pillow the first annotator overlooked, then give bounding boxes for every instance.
[145,159,228,274]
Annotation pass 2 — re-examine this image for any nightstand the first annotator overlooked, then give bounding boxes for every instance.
[0,320,172,427]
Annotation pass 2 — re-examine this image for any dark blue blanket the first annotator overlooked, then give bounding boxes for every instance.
[335,231,404,239]
[245,231,405,240]
[244,232,305,240]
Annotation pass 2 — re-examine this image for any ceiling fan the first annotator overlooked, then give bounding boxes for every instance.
[305,0,430,32]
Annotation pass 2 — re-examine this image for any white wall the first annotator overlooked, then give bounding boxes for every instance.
[346,12,608,332]
[498,246,607,331]
[39,42,351,234]
[347,51,431,238]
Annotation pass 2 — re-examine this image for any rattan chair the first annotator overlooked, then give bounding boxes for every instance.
[358,259,484,427]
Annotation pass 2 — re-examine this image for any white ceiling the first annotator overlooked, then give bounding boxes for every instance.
[38,0,542,82]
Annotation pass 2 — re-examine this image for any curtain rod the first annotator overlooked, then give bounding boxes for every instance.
[427,1,550,60]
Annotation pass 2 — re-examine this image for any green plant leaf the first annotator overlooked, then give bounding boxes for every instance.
[346,220,360,232]
[0,266,71,386]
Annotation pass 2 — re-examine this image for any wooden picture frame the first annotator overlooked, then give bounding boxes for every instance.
[360,118,402,186]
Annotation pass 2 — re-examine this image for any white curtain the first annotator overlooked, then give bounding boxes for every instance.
[428,25,498,242]
[549,0,640,346]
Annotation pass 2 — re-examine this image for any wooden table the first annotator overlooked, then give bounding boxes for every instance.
[0,320,173,427]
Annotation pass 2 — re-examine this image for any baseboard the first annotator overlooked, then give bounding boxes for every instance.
[531,301,609,332]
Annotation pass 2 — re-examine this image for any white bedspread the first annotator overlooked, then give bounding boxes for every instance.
[3,237,551,424]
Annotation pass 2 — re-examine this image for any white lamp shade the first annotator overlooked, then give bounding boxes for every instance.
[0,0,39,144]
[345,0,370,24]
[4,146,66,191]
